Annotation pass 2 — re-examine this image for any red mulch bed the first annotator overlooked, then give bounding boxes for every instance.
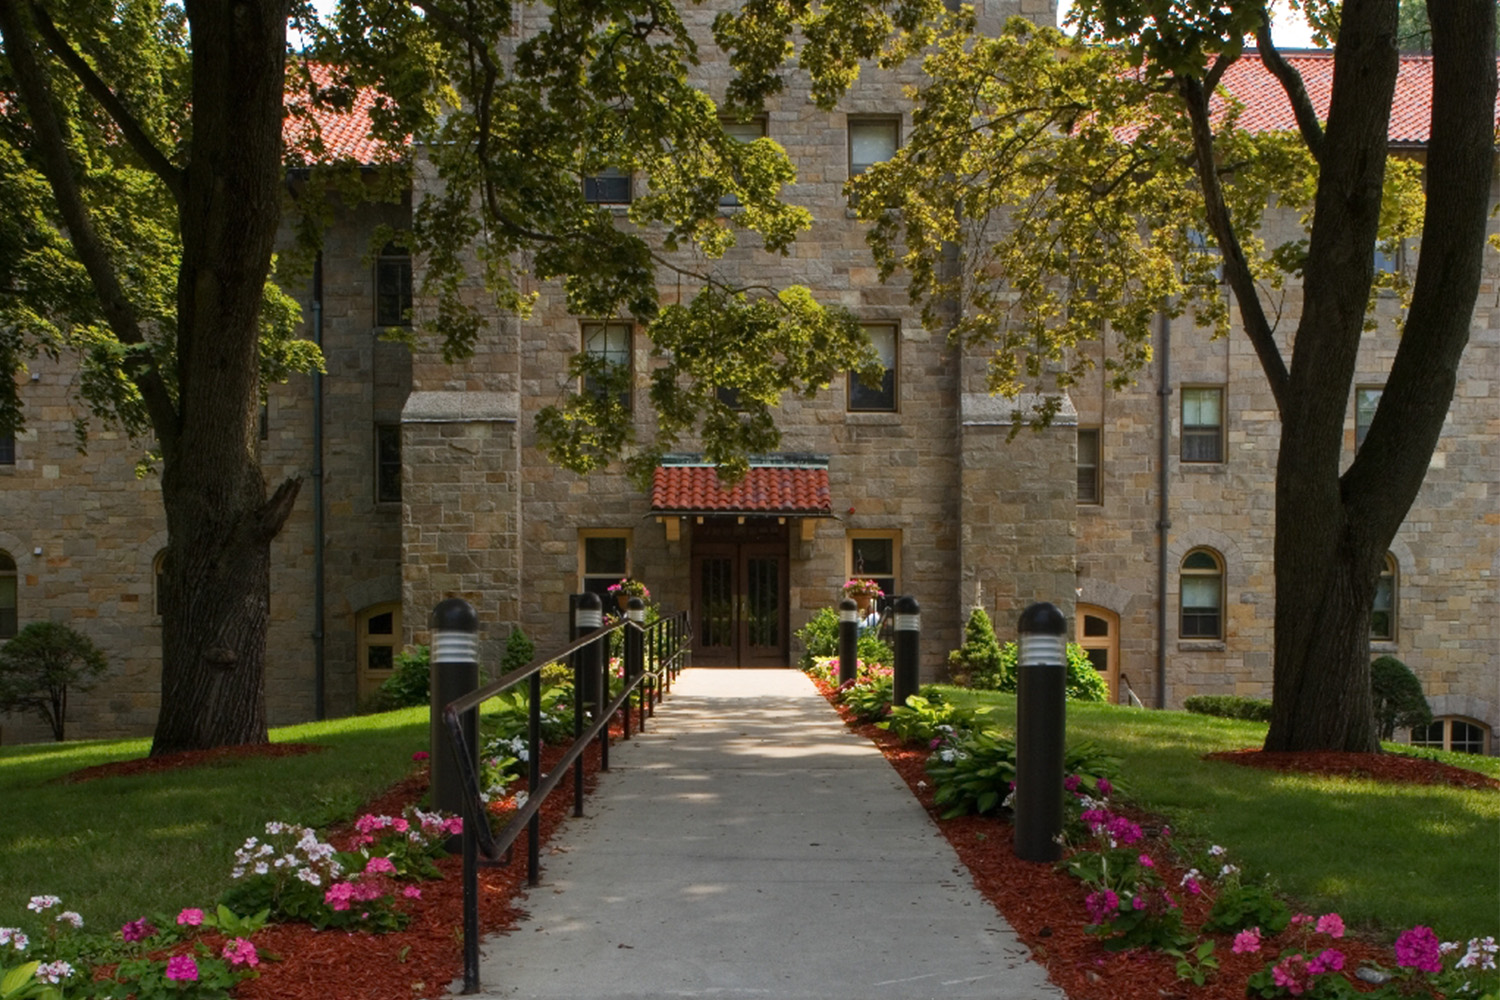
[61,743,328,783]
[807,678,1484,1000]
[1205,747,1500,791]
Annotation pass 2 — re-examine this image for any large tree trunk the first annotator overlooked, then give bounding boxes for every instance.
[1264,0,1495,752]
[150,0,298,756]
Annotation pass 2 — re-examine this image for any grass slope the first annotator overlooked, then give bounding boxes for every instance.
[0,708,428,931]
[930,687,1500,941]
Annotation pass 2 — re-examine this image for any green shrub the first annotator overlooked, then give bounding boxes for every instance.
[926,730,1120,819]
[795,607,840,669]
[1370,654,1431,740]
[1183,694,1273,722]
[840,674,893,723]
[500,626,536,676]
[947,607,1006,689]
[986,641,1108,702]
[0,621,110,740]
[858,633,894,668]
[878,692,979,745]
[375,645,430,710]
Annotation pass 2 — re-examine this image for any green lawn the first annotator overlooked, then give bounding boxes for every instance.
[0,708,429,932]
[931,686,1500,941]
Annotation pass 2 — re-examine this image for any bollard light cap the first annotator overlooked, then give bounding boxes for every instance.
[1017,601,1066,637]
[626,596,646,623]
[430,597,478,634]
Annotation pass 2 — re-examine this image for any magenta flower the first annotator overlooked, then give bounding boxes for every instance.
[120,917,157,943]
[222,938,260,968]
[402,885,423,900]
[1395,926,1443,974]
[443,816,464,836]
[1307,948,1345,974]
[365,856,397,875]
[165,955,199,982]
[1290,912,1314,928]
[1315,913,1346,939]
[1063,774,1081,793]
[176,908,204,927]
[1084,890,1119,924]
[412,751,430,761]
[1232,928,1262,954]
[1137,854,1154,868]
[324,882,355,912]
[1096,778,1113,797]
[393,818,410,833]
[1272,955,1311,996]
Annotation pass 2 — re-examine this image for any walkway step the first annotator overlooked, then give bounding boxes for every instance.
[465,668,1062,1000]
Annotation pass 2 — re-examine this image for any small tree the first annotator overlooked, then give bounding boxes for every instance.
[0,622,109,741]
[947,607,1006,689]
[1370,655,1432,741]
[500,627,536,677]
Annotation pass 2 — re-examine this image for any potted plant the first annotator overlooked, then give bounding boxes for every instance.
[841,578,883,614]
[607,577,650,611]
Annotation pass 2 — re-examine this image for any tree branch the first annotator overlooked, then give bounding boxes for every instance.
[26,0,186,205]
[1255,10,1325,162]
[257,476,303,541]
[0,0,180,447]
[1176,72,1291,411]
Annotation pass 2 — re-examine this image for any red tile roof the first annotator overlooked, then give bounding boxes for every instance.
[1216,51,1493,144]
[284,64,394,166]
[651,465,832,515]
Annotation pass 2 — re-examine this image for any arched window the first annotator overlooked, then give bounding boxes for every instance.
[1371,553,1397,641]
[1411,717,1490,756]
[0,551,15,638]
[1180,549,1224,640]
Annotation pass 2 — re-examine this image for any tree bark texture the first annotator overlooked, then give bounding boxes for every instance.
[151,0,299,755]
[1264,0,1495,751]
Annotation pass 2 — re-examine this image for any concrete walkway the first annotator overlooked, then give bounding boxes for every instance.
[467,668,1063,1000]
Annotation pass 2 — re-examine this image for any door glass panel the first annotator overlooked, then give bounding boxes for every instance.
[1086,648,1108,673]
[747,557,780,649]
[1083,614,1109,638]
[700,557,734,649]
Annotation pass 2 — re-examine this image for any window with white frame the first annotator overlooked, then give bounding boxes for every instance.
[848,323,897,412]
[1355,386,1382,450]
[583,166,631,205]
[848,117,899,178]
[720,116,767,208]
[1181,386,1224,463]
[582,321,632,411]
[375,242,412,327]
[1180,548,1224,640]
[580,531,631,601]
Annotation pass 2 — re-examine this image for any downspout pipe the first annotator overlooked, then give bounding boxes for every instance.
[312,254,327,719]
[1155,311,1171,709]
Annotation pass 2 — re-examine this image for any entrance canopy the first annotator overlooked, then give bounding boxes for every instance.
[650,455,831,517]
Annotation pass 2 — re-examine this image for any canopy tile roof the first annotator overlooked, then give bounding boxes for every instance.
[651,465,832,516]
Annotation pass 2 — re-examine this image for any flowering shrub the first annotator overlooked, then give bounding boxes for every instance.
[1242,911,1352,998]
[878,693,971,745]
[838,670,894,723]
[840,578,883,601]
[606,577,650,600]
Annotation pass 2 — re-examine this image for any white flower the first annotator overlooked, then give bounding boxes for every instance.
[256,843,275,857]
[231,867,245,879]
[35,961,74,984]
[26,895,61,913]
[1002,791,1016,809]
[1458,937,1499,971]
[513,791,529,808]
[1180,869,1201,887]
[253,861,269,876]
[55,911,83,929]
[1208,845,1226,857]
[1219,864,1239,879]
[295,868,322,886]
[0,927,28,951]
[1441,941,1462,955]
[916,780,927,789]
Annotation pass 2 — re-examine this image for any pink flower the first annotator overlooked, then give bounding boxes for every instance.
[222,938,259,968]
[1131,895,1147,911]
[1272,955,1311,996]
[402,885,423,900]
[1315,913,1345,939]
[1063,775,1081,793]
[393,818,410,833]
[176,908,204,927]
[443,816,464,836]
[120,917,157,943]
[1232,927,1262,954]
[412,751,430,761]
[1096,778,1113,797]
[1290,912,1314,928]
[1084,890,1119,924]
[1307,949,1344,975]
[365,856,397,875]
[165,955,199,982]
[1137,854,1154,868]
[324,882,355,912]
[1395,926,1443,974]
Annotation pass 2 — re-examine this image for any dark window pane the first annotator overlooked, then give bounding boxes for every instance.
[376,255,412,327]
[1086,648,1108,673]
[849,325,897,412]
[367,646,394,672]
[0,570,14,638]
[584,536,628,576]
[851,538,894,577]
[1084,615,1109,638]
[1181,611,1220,639]
[716,386,743,410]
[376,425,401,503]
[1077,429,1100,503]
[584,169,631,204]
[1410,721,1444,748]
[1450,721,1484,755]
[0,431,14,465]
[367,612,394,635]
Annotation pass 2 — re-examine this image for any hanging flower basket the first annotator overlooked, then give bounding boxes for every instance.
[607,577,650,611]
[841,578,883,613]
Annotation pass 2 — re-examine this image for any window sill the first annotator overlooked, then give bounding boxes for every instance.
[1178,640,1226,652]
[1180,462,1227,472]
[1370,640,1399,653]
[846,410,900,422]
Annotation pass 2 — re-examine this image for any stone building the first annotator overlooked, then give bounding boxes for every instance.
[1,13,1495,756]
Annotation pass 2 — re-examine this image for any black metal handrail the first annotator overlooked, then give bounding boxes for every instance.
[441,609,691,994]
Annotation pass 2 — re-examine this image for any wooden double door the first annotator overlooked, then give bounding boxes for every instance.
[691,519,788,667]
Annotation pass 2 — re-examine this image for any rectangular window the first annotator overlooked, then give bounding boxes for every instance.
[0,429,13,465]
[716,386,744,410]
[848,323,897,412]
[375,244,412,327]
[583,321,632,411]
[1355,386,1382,449]
[584,166,632,205]
[580,531,631,600]
[848,117,899,177]
[375,424,401,503]
[1374,239,1405,274]
[1077,428,1101,504]
[0,558,15,638]
[720,117,767,208]
[1181,386,1224,463]
[847,532,899,603]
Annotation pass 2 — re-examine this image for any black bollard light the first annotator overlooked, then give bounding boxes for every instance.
[1014,601,1067,862]
[430,598,479,830]
[893,595,921,706]
[837,597,859,686]
[625,597,645,734]
[574,592,603,719]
